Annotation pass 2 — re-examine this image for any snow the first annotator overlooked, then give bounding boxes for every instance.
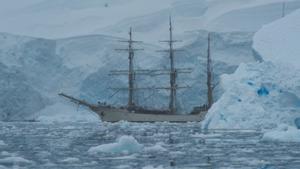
[0,0,299,41]
[88,135,143,154]
[263,125,300,142]
[253,9,300,69]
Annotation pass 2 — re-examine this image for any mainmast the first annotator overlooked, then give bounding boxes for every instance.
[168,16,177,113]
[207,33,213,108]
[128,28,135,108]
[159,16,188,113]
[112,28,143,109]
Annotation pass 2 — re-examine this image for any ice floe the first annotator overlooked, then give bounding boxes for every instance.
[0,157,32,165]
[0,141,6,147]
[88,135,143,154]
[144,142,167,152]
[263,125,300,142]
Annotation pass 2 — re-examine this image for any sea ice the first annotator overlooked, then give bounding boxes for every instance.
[263,125,300,142]
[0,165,7,169]
[88,135,143,154]
[61,157,79,163]
[142,165,165,169]
[0,141,6,147]
[144,142,167,152]
[0,157,32,165]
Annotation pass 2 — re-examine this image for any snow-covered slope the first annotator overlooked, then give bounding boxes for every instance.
[0,0,299,41]
[202,9,300,141]
[253,9,300,69]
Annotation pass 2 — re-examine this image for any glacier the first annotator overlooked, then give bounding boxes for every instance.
[0,30,257,121]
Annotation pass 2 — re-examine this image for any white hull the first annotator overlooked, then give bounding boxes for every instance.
[93,107,206,122]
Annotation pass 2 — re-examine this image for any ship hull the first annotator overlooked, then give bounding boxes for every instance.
[93,107,206,122]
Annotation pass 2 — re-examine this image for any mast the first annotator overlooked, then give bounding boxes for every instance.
[158,16,191,113]
[128,27,135,108]
[168,16,177,113]
[112,28,143,109]
[207,32,213,108]
[111,19,191,113]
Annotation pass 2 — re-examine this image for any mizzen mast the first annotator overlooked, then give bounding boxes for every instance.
[207,32,213,108]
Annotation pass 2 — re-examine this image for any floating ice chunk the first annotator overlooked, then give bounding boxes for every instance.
[115,165,132,169]
[263,125,300,142]
[0,165,7,169]
[0,141,6,147]
[0,152,15,157]
[144,142,167,152]
[61,157,79,163]
[88,136,143,154]
[142,165,165,169]
[0,157,32,165]
[191,133,222,138]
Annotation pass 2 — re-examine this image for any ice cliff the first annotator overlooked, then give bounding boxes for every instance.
[0,31,256,121]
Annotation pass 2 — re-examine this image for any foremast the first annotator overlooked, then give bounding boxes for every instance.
[159,16,191,113]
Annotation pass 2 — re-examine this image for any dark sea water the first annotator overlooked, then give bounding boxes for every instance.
[0,122,300,169]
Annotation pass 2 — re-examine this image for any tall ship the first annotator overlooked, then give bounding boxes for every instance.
[60,17,214,122]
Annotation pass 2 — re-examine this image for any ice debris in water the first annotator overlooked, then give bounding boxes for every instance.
[0,157,32,165]
[88,135,143,154]
[61,157,79,163]
[144,142,167,152]
[142,165,165,169]
[0,140,6,146]
[263,125,300,142]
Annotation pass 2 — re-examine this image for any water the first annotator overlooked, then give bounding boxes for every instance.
[0,122,300,169]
